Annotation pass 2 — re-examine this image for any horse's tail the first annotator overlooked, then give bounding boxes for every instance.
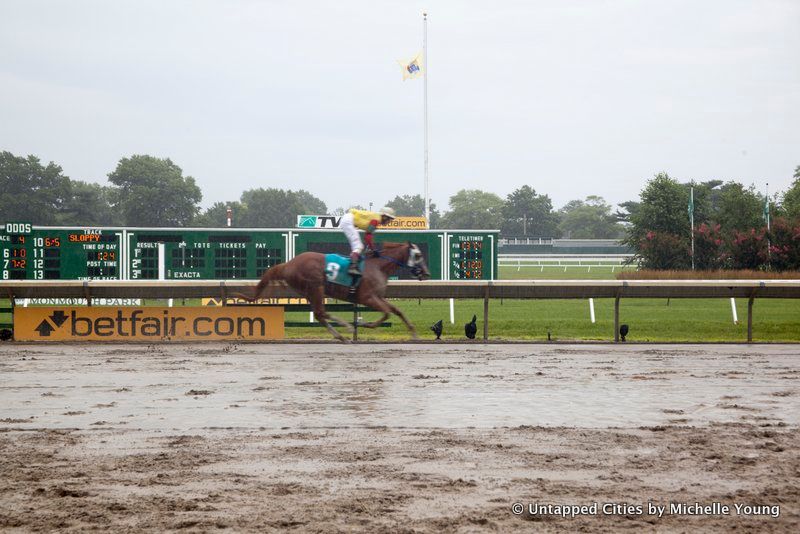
[234,263,288,302]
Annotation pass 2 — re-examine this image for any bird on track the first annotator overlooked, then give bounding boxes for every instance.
[465,315,477,339]
[430,320,443,340]
[619,324,629,342]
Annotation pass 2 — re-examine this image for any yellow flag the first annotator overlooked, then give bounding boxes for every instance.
[398,52,424,80]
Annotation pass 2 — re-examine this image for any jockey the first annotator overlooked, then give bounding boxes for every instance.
[340,206,397,276]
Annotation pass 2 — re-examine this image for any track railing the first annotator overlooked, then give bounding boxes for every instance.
[2,280,798,342]
[499,254,634,269]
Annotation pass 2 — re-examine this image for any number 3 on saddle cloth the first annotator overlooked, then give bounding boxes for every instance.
[324,254,365,289]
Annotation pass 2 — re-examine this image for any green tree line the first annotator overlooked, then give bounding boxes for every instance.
[624,169,800,271]
[2,151,799,258]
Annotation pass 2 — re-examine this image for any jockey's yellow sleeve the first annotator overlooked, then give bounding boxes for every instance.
[349,208,382,248]
[349,209,381,231]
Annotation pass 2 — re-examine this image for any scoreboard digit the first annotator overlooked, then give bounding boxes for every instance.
[1,224,121,280]
[449,233,495,280]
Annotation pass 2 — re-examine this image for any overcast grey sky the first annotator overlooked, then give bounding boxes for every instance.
[1,0,798,213]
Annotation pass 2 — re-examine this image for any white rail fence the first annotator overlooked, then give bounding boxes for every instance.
[2,280,797,343]
[499,254,635,271]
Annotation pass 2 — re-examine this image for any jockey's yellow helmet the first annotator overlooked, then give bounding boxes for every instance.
[379,207,397,219]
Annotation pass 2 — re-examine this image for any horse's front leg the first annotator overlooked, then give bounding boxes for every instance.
[364,296,418,340]
[326,314,355,333]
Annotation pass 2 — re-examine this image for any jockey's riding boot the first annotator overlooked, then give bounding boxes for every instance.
[347,253,361,277]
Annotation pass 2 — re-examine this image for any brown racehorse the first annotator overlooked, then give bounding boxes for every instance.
[246,242,430,342]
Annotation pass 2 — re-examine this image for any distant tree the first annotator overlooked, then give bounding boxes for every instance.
[557,195,624,239]
[692,223,727,270]
[768,217,800,271]
[714,182,764,232]
[108,155,202,226]
[384,194,440,227]
[697,179,724,212]
[60,181,118,226]
[193,201,248,227]
[238,188,326,227]
[440,189,503,229]
[782,165,800,221]
[626,173,691,245]
[729,228,768,270]
[501,185,559,237]
[330,206,366,217]
[0,151,71,224]
[614,200,641,224]
[294,189,327,215]
[637,231,692,270]
[624,173,695,269]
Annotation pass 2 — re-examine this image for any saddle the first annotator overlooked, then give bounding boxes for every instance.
[324,254,365,288]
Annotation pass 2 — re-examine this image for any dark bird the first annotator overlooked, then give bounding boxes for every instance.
[619,324,629,342]
[465,315,477,339]
[0,329,12,341]
[430,320,443,340]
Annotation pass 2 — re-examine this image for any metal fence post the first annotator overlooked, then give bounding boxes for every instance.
[353,304,358,342]
[747,295,754,343]
[483,286,489,341]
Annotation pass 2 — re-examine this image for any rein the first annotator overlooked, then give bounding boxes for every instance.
[371,246,421,276]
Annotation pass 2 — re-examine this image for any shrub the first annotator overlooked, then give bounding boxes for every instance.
[637,231,691,270]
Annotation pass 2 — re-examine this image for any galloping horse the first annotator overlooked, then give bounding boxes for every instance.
[246,242,430,342]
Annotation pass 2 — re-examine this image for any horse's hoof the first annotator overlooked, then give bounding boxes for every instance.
[338,337,351,344]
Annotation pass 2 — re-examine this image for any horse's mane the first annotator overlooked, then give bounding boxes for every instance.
[380,242,408,250]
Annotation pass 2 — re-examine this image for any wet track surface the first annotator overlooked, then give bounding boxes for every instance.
[2,343,799,430]
[1,343,798,532]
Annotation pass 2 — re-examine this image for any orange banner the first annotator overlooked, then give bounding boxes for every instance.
[378,217,428,230]
[14,306,283,341]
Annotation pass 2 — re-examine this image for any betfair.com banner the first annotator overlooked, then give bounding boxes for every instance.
[15,307,283,341]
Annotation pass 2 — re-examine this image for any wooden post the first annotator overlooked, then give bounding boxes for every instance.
[614,294,620,342]
[747,295,754,343]
[483,286,489,341]
[10,296,15,341]
[82,280,92,307]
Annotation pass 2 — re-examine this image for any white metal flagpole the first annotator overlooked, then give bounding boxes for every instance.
[423,12,430,225]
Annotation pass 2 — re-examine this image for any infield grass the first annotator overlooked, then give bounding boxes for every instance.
[282,265,800,342]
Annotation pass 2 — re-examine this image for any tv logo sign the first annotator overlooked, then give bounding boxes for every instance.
[296,215,342,228]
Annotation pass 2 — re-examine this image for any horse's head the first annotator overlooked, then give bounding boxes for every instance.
[406,242,430,281]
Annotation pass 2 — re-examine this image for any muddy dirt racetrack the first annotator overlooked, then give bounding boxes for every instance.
[1,343,798,532]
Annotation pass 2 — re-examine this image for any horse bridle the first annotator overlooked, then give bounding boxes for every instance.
[372,244,425,278]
